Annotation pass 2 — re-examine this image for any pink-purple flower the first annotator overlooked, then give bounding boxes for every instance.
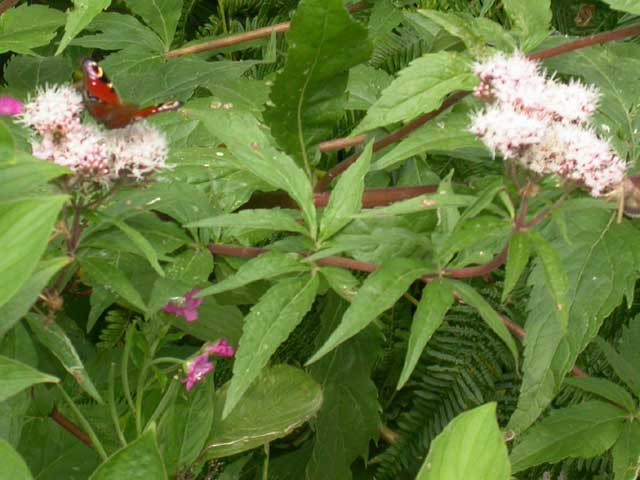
[163,288,203,322]
[182,339,235,391]
[0,96,23,116]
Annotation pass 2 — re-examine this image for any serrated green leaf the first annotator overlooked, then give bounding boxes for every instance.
[354,52,477,134]
[502,0,551,51]
[508,209,640,432]
[167,298,244,345]
[264,0,371,172]
[346,65,393,110]
[80,257,147,313]
[72,12,165,52]
[0,195,68,309]
[596,337,640,399]
[529,232,569,332]
[159,375,214,474]
[612,421,640,480]
[320,141,372,242]
[90,426,167,480]
[0,5,65,55]
[447,279,519,366]
[124,0,182,50]
[306,294,380,479]
[187,209,308,236]
[0,437,33,480]
[373,109,484,171]
[308,258,429,364]
[224,274,319,418]
[0,257,71,337]
[355,193,475,218]
[397,279,454,389]
[565,376,635,413]
[56,0,111,55]
[603,0,640,14]
[416,403,510,480]
[0,157,70,202]
[0,355,58,402]
[502,231,530,302]
[25,314,103,403]
[510,401,626,473]
[319,267,359,302]
[204,365,322,458]
[198,251,308,297]
[417,10,497,57]
[619,315,640,371]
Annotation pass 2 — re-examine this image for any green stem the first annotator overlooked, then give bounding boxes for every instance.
[108,363,127,447]
[262,443,270,480]
[122,325,136,417]
[150,357,185,366]
[56,384,108,461]
[135,339,160,435]
[144,379,180,432]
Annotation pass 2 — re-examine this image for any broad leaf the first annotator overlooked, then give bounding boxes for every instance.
[167,298,244,345]
[354,52,477,134]
[0,437,33,480]
[510,401,626,473]
[508,209,640,432]
[187,209,308,236]
[502,231,530,302]
[4,55,72,98]
[204,365,322,458]
[397,279,454,389]
[355,193,475,218]
[319,267,359,302]
[90,427,167,480]
[416,403,510,480]
[124,0,182,50]
[26,314,103,403]
[198,251,309,297]
[502,0,551,51]
[56,0,111,55]
[306,295,380,479]
[565,377,636,413]
[0,355,58,402]
[0,5,65,55]
[603,0,640,14]
[0,157,69,201]
[308,258,429,364]
[223,274,319,418]
[0,195,68,309]
[72,12,164,52]
[612,421,640,480]
[264,0,371,171]
[80,257,147,313]
[319,141,372,242]
[596,337,640,399]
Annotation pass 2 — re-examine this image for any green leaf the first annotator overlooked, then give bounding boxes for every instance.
[346,65,393,110]
[0,195,68,309]
[25,314,103,403]
[612,421,640,480]
[56,0,111,55]
[204,365,322,458]
[72,12,165,52]
[0,156,70,201]
[264,0,371,172]
[124,0,182,50]
[0,257,71,338]
[565,377,636,413]
[416,403,510,480]
[0,5,65,55]
[619,315,640,371]
[603,0,640,14]
[596,337,640,399]
[308,258,429,364]
[447,279,519,366]
[80,257,147,313]
[0,355,58,402]
[529,232,569,332]
[502,231,530,303]
[90,426,167,480]
[502,0,551,51]
[198,251,309,297]
[0,437,33,480]
[355,193,475,218]
[167,299,244,345]
[508,209,640,432]
[319,141,372,242]
[397,279,454,389]
[187,209,308,236]
[159,375,214,474]
[190,106,317,238]
[223,274,319,418]
[319,267,359,302]
[373,109,485,171]
[354,52,477,134]
[306,294,380,479]
[510,401,626,473]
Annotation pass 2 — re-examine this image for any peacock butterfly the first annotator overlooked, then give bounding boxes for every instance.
[81,59,181,129]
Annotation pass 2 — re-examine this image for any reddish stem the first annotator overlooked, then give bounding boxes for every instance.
[0,0,18,15]
[50,408,92,447]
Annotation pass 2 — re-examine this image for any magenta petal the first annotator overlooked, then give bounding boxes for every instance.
[183,309,199,323]
[0,96,23,116]
[207,338,235,357]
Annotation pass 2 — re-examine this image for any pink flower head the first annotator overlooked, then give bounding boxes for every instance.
[0,96,23,116]
[182,353,214,391]
[19,85,83,135]
[206,338,235,358]
[163,288,203,322]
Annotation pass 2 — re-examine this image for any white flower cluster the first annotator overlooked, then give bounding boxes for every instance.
[19,85,168,184]
[469,51,625,196]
